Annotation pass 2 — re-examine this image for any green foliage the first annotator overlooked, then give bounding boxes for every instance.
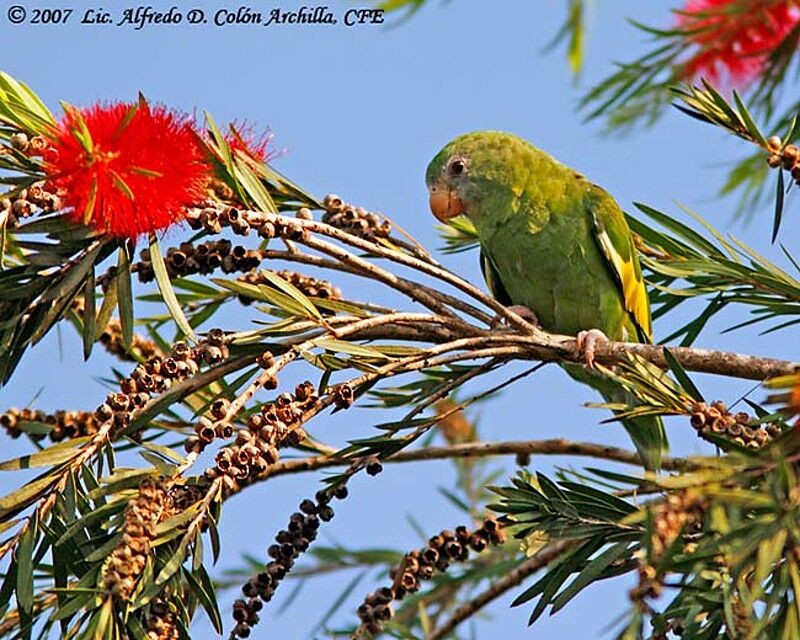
[1,42,799,640]
[488,444,800,640]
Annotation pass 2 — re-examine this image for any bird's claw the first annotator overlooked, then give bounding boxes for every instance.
[490,305,539,330]
[576,328,609,368]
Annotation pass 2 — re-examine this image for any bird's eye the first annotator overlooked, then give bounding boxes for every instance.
[449,159,467,176]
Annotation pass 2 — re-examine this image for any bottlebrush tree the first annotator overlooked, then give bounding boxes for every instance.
[1,2,800,639]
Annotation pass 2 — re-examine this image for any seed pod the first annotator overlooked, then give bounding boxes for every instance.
[766,135,782,152]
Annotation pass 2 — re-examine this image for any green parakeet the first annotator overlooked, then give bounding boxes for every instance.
[425,131,667,469]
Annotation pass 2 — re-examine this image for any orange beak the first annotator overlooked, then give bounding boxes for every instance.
[428,183,465,223]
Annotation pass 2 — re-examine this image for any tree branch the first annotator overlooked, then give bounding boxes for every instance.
[426,540,581,640]
[260,438,696,480]
[339,323,798,380]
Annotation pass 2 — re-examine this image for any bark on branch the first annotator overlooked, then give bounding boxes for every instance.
[345,322,798,381]
[262,438,696,480]
[427,540,581,640]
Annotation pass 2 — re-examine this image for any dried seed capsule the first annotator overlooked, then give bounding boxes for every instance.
[210,399,230,419]
[766,135,783,152]
[366,460,383,476]
[10,132,29,150]
[422,548,439,564]
[299,499,316,515]
[375,587,393,604]
[469,534,487,552]
[784,144,800,167]
[249,598,263,612]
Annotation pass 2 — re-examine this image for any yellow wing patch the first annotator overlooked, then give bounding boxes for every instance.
[594,226,653,343]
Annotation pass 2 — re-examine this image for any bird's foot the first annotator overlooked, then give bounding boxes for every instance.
[576,328,609,369]
[490,305,539,330]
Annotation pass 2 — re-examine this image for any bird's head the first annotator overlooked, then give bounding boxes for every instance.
[425,131,532,224]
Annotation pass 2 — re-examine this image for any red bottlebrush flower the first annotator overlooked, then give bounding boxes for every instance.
[224,122,280,164]
[677,0,800,86]
[46,101,210,239]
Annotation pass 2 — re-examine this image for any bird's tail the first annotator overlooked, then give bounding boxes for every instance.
[562,363,668,471]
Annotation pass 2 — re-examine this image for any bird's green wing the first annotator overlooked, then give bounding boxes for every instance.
[585,186,652,344]
[480,247,512,306]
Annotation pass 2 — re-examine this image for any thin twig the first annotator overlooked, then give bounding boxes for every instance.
[426,540,581,640]
[258,248,494,325]
[285,215,535,332]
[260,438,696,479]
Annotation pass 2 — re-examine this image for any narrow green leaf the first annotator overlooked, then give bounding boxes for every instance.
[313,338,392,360]
[662,347,704,402]
[94,276,118,342]
[116,244,134,349]
[527,539,603,625]
[233,160,277,213]
[153,503,202,542]
[0,438,86,471]
[0,472,59,516]
[183,566,222,634]
[207,512,221,564]
[82,266,96,360]
[16,514,36,640]
[258,270,322,320]
[550,542,632,612]
[773,169,785,243]
[135,440,186,466]
[55,501,126,550]
[149,236,197,342]
[732,91,765,145]
[93,596,114,639]
[154,539,189,585]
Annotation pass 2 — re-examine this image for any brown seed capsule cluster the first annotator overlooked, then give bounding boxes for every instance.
[102,479,174,600]
[236,269,342,305]
[630,490,707,602]
[185,202,265,237]
[322,194,391,241]
[354,517,506,638]
[145,599,180,640]
[230,484,349,639]
[689,401,778,449]
[96,337,221,440]
[132,241,264,283]
[200,381,319,497]
[0,407,101,442]
[98,318,165,362]
[184,201,311,243]
[766,136,800,185]
[168,483,207,512]
[8,132,51,156]
[1,180,62,229]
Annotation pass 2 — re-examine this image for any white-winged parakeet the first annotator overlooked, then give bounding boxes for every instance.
[426,131,667,469]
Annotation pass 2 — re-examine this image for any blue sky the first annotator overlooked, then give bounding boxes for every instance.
[1,1,797,638]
